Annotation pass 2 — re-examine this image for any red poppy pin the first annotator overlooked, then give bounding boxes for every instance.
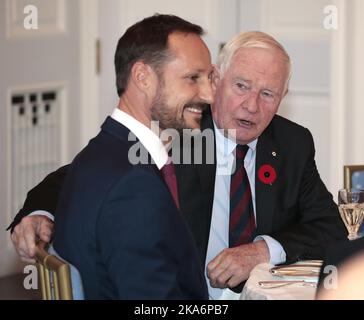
[258,164,277,185]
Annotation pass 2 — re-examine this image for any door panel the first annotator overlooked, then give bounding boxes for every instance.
[0,0,80,277]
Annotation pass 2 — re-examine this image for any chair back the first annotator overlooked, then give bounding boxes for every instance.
[34,241,84,300]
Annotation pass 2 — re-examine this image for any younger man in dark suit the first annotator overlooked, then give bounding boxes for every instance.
[9,14,215,299]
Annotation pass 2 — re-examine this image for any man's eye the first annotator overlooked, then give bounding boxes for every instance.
[262,91,274,98]
[236,83,248,90]
[189,75,199,82]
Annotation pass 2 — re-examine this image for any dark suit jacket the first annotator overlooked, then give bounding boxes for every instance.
[176,111,347,264]
[47,117,207,299]
[9,110,347,266]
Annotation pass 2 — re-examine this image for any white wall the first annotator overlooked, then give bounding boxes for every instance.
[329,0,364,195]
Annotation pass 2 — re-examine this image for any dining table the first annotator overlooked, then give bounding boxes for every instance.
[239,261,320,300]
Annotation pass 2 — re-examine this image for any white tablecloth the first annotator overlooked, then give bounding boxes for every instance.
[240,263,318,300]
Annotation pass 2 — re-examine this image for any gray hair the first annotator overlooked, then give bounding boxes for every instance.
[217,31,291,91]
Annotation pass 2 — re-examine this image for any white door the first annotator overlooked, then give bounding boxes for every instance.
[0,0,81,277]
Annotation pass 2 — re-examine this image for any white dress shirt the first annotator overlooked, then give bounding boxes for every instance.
[30,107,168,219]
[205,122,286,300]
[110,108,168,169]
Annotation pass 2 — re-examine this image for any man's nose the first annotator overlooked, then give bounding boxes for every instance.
[198,79,214,104]
[242,91,259,113]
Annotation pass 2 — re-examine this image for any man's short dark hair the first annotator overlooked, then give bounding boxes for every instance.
[114,14,204,97]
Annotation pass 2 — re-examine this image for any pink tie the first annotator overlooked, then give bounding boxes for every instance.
[160,159,180,209]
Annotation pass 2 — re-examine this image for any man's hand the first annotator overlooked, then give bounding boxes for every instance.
[206,240,270,289]
[11,215,54,263]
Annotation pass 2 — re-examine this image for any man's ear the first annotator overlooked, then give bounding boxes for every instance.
[130,61,156,93]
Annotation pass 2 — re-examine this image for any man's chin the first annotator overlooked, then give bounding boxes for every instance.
[183,115,202,130]
[160,118,201,134]
[185,121,202,131]
[235,133,257,145]
[184,109,204,125]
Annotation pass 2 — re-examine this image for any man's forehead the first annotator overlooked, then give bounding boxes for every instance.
[231,47,288,68]
[166,33,212,69]
[228,47,288,77]
[168,32,207,54]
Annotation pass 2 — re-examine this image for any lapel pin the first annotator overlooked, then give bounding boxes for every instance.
[272,151,277,157]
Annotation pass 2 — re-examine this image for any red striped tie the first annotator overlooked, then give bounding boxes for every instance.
[160,159,180,209]
[229,145,256,247]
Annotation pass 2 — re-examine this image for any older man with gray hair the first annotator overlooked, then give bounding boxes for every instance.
[186,31,346,299]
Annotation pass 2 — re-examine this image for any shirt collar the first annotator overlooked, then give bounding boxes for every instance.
[111,108,168,169]
[213,120,257,157]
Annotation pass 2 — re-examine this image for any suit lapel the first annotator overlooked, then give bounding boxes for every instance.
[255,121,281,234]
[101,116,159,173]
[101,116,132,142]
[199,112,217,226]
[190,112,216,260]
[175,110,216,262]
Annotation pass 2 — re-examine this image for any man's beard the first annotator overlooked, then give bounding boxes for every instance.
[151,84,206,134]
[150,85,187,134]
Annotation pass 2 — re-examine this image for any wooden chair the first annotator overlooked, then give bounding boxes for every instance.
[34,240,73,300]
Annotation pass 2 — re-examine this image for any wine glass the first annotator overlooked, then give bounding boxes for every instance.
[338,189,364,240]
